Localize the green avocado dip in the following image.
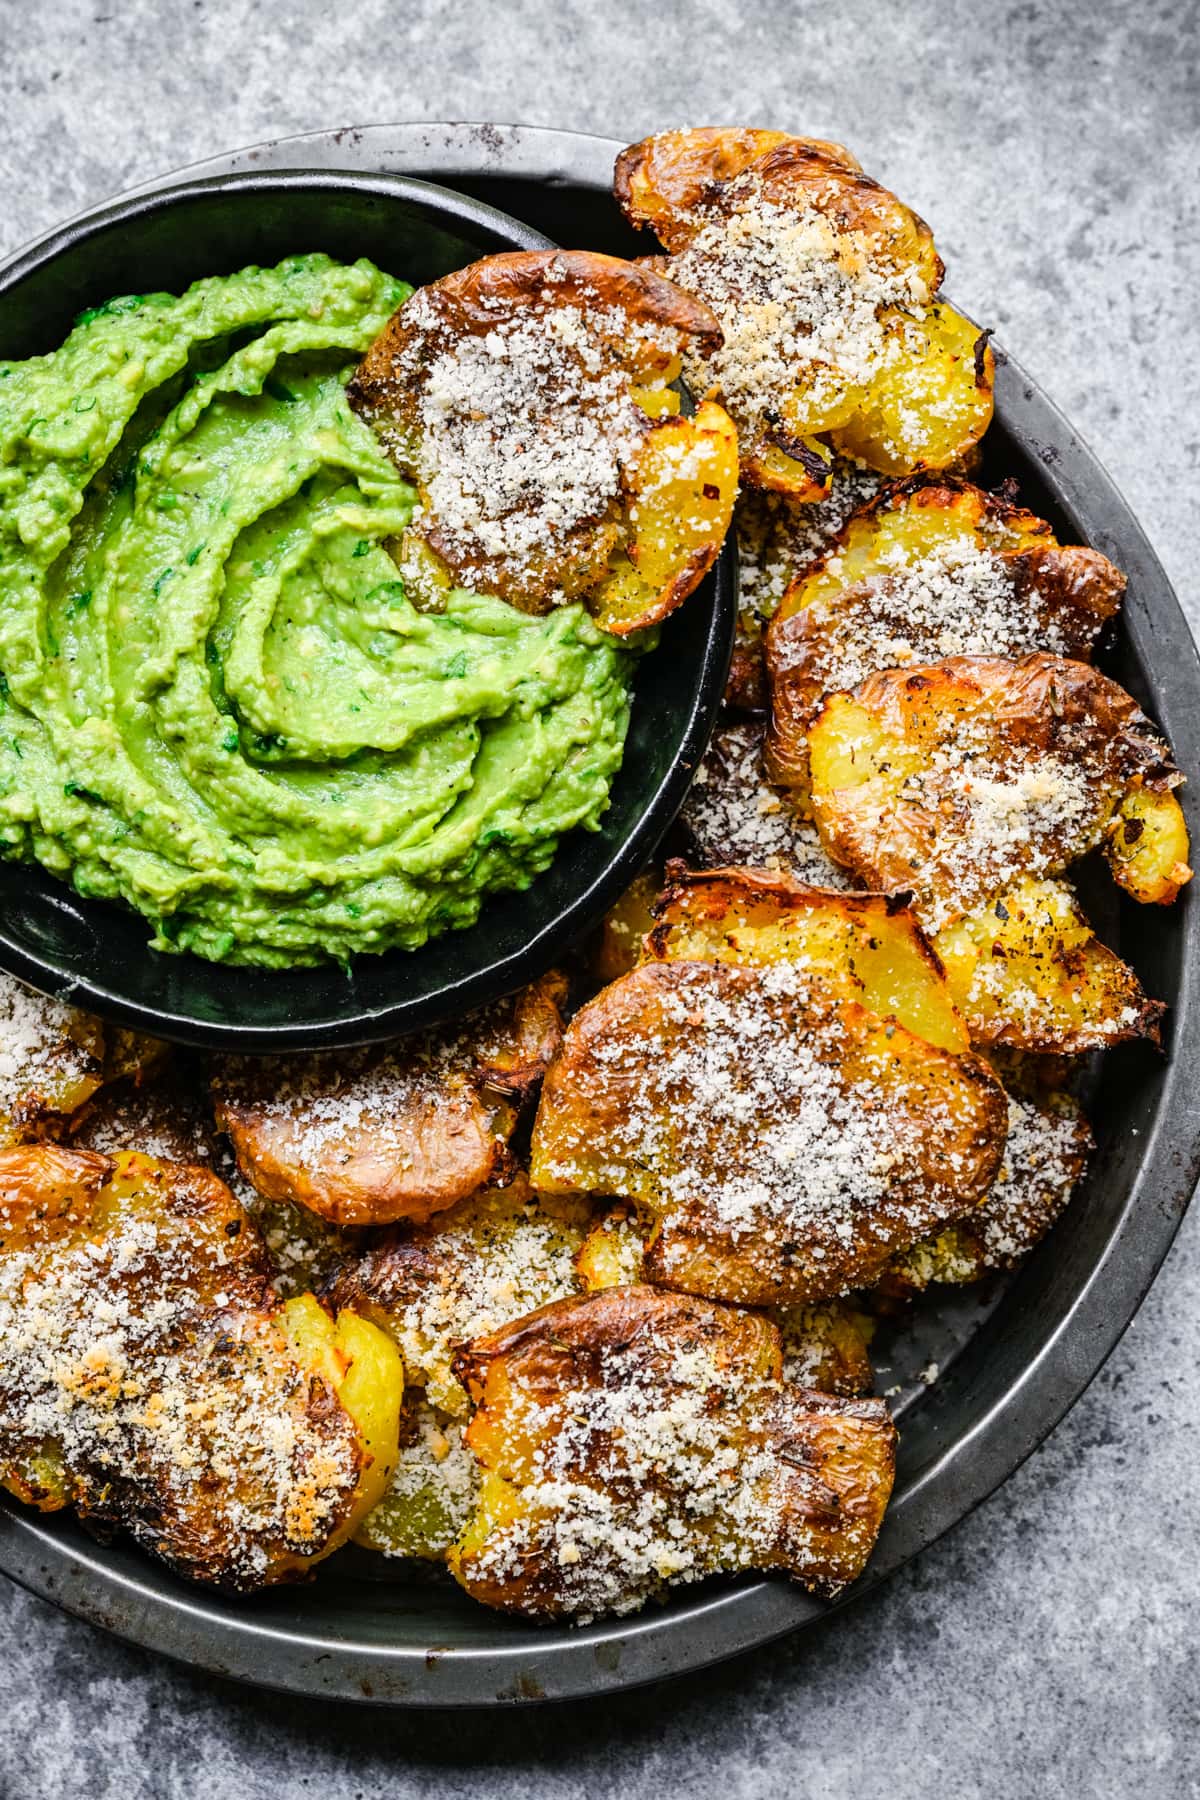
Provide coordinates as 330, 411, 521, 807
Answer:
0, 255, 639, 967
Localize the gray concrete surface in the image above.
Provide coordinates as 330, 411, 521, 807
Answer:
1, 0, 1198, 1794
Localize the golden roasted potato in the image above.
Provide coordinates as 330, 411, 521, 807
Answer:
0, 1144, 403, 1590
644, 864, 968, 1053
933, 876, 1163, 1051
349, 250, 737, 632
530, 958, 1006, 1304
679, 724, 855, 890
0, 972, 165, 1147
808, 655, 1191, 931
594, 870, 661, 986
213, 974, 566, 1228
574, 1203, 875, 1398
69, 1073, 353, 1296
69, 1068, 219, 1166
448, 1286, 895, 1618
732, 464, 884, 709
877, 1077, 1091, 1298
324, 1173, 590, 1417
766, 478, 1126, 790
354, 1398, 479, 1562
614, 130, 993, 491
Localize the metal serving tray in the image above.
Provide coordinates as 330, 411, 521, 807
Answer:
0, 123, 1196, 1706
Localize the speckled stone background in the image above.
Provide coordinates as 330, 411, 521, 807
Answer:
1, 1, 1198, 1794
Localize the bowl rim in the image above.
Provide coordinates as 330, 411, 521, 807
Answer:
0, 163, 736, 1050
0, 122, 1197, 1709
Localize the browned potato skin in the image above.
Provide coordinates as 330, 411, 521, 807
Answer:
614, 131, 913, 263
615, 129, 861, 249
766, 477, 1127, 789
810, 655, 1187, 918
449, 1286, 896, 1616
214, 975, 566, 1229
530, 958, 1006, 1305
874, 1076, 1092, 1301
0, 978, 167, 1149
349, 250, 733, 628
0, 1145, 365, 1589
355, 250, 723, 372
573, 1203, 876, 1398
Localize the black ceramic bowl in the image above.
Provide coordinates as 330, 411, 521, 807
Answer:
0, 169, 735, 1049
1, 127, 1197, 1710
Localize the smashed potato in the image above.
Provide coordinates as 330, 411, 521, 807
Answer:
877, 1078, 1091, 1299
530, 958, 1005, 1304
349, 250, 737, 632
766, 478, 1126, 791
0, 971, 163, 1147
448, 1286, 896, 1618
70, 1073, 353, 1296
933, 875, 1163, 1051
0, 1144, 402, 1590
809, 654, 1191, 931
732, 463, 884, 709
615, 130, 993, 491
644, 865, 968, 1053
575, 1202, 876, 1398
679, 724, 854, 890
214, 974, 565, 1227
324, 1174, 590, 1417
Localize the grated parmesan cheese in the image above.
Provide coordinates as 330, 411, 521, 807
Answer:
681, 721, 854, 888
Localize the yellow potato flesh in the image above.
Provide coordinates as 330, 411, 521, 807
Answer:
654, 901, 967, 1053
1105, 787, 1192, 904
932, 876, 1153, 1049
282, 1293, 404, 1547
831, 303, 993, 476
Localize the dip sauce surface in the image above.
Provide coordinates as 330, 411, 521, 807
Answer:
0, 256, 637, 966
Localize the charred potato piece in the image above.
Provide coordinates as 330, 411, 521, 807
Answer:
575, 1204, 876, 1398
809, 655, 1191, 931
448, 1286, 896, 1618
354, 1399, 479, 1562
349, 250, 737, 632
0, 1144, 403, 1590
0, 972, 165, 1146
615, 131, 991, 489
877, 1079, 1091, 1298
70, 1074, 353, 1297
213, 974, 566, 1228
766, 478, 1126, 790
645, 864, 968, 1053
530, 958, 1006, 1305
733, 465, 884, 709
325, 1174, 590, 1417
680, 724, 855, 889
933, 876, 1162, 1051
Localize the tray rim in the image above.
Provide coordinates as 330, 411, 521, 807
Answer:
1, 120, 1197, 1709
